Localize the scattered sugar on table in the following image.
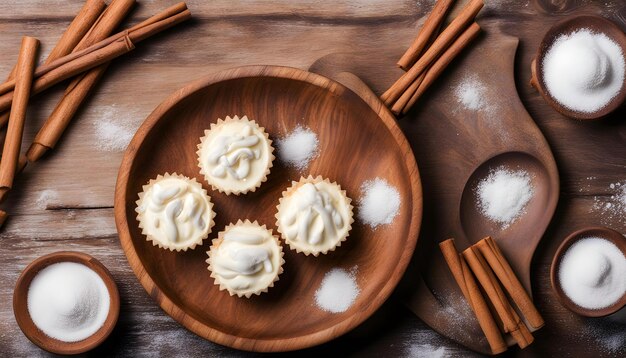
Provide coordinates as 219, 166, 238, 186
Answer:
314, 267, 360, 313
35, 189, 59, 210
592, 181, 626, 226
276, 125, 319, 170
358, 177, 401, 229
93, 105, 139, 152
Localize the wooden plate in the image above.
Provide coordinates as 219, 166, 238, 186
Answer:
310, 28, 559, 354
114, 65, 422, 352
13, 251, 120, 355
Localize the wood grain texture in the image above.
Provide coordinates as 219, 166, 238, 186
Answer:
115, 65, 422, 352
1, 0, 625, 357
312, 27, 560, 354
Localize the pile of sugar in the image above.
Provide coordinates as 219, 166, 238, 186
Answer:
454, 75, 488, 111
558, 237, 626, 310
93, 106, 137, 152
27, 262, 110, 342
314, 267, 360, 313
542, 29, 625, 113
358, 178, 401, 229
276, 126, 319, 170
476, 167, 534, 228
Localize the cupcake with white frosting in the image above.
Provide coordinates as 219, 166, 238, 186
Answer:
275, 176, 354, 256
197, 115, 274, 195
136, 173, 216, 251
207, 220, 284, 298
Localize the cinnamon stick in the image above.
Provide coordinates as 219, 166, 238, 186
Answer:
390, 70, 426, 115
440, 239, 507, 354
382, 0, 483, 105
27, 0, 136, 162
45, 0, 108, 64
0, 3, 191, 111
402, 22, 480, 114
397, 0, 455, 70
475, 237, 545, 329
0, 0, 106, 128
463, 247, 533, 349
0, 37, 39, 203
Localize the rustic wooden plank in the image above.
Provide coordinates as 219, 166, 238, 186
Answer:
0, 0, 625, 356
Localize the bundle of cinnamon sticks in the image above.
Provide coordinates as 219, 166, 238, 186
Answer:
0, 1, 191, 227
440, 237, 545, 355
382, 0, 484, 115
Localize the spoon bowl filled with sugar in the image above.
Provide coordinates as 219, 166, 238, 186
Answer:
530, 15, 626, 120
13, 251, 120, 355
459, 151, 558, 291
551, 227, 626, 318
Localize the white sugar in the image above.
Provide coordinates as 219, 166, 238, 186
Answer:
314, 267, 360, 313
558, 237, 626, 310
476, 167, 534, 228
27, 262, 110, 342
454, 75, 488, 111
407, 344, 449, 358
276, 126, 319, 170
358, 178, 401, 229
592, 181, 626, 226
35, 189, 58, 210
542, 29, 625, 113
93, 106, 137, 152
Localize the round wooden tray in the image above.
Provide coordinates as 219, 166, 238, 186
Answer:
114, 65, 422, 352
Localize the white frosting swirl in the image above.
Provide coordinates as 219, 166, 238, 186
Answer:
137, 176, 213, 248
210, 223, 281, 296
198, 116, 272, 194
278, 180, 351, 254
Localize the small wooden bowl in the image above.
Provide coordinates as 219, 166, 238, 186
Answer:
530, 15, 626, 120
550, 227, 626, 317
13, 251, 120, 355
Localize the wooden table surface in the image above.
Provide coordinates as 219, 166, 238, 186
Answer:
0, 0, 624, 356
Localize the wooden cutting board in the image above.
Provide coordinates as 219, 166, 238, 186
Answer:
310, 26, 559, 354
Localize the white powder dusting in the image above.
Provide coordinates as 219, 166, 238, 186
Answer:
407, 344, 449, 358
583, 320, 626, 355
454, 75, 488, 111
542, 29, 625, 113
476, 167, 534, 228
92, 106, 137, 152
314, 267, 359, 313
358, 178, 401, 229
592, 181, 626, 226
27, 262, 110, 342
35, 189, 59, 210
558, 237, 626, 310
276, 126, 319, 170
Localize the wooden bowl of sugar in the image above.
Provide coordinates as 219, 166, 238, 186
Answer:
530, 15, 626, 120
550, 227, 626, 317
13, 251, 120, 355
